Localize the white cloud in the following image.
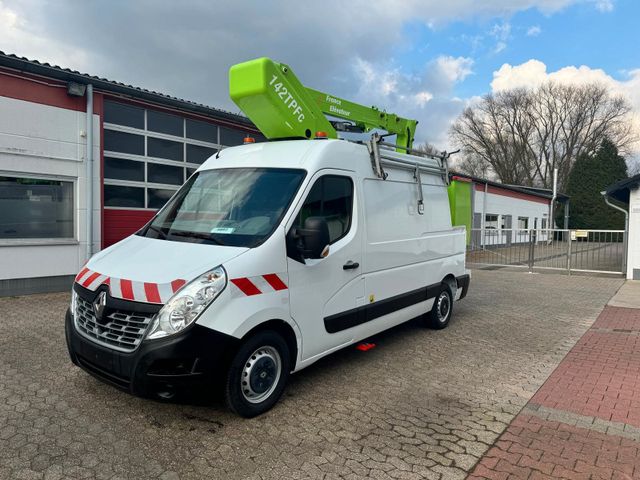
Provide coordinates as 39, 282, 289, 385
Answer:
594, 0, 614, 12
0, 0, 92, 71
0, 0, 622, 149
414, 91, 434, 107
489, 22, 511, 53
351, 56, 474, 148
435, 56, 474, 84
526, 25, 542, 36
491, 59, 640, 155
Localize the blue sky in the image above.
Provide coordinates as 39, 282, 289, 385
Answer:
0, 0, 638, 152
406, 0, 639, 99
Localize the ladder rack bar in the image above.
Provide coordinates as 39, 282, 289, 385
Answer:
377, 140, 447, 161
378, 152, 442, 170
378, 158, 447, 178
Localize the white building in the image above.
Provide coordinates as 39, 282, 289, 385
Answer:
604, 174, 640, 279
0, 52, 261, 296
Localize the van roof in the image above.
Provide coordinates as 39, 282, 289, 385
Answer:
201, 138, 444, 176
201, 139, 361, 172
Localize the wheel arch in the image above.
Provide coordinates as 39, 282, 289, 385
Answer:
441, 274, 457, 296
241, 319, 299, 371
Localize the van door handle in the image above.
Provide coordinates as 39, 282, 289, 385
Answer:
343, 261, 359, 270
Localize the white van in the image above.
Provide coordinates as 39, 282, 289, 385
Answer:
65, 136, 469, 417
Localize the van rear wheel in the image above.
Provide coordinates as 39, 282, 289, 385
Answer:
224, 330, 290, 418
425, 285, 453, 329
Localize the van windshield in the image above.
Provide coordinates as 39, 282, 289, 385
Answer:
140, 168, 305, 247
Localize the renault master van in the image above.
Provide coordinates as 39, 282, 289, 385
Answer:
65, 136, 469, 417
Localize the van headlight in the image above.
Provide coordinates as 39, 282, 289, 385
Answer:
70, 289, 78, 318
146, 266, 227, 340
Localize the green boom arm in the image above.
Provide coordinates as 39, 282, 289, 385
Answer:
229, 57, 418, 150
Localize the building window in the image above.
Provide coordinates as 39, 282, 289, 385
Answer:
147, 110, 183, 136
104, 157, 145, 182
0, 176, 74, 239
147, 163, 183, 186
104, 101, 144, 129
485, 214, 499, 229
103, 100, 254, 210
518, 216, 529, 229
104, 130, 145, 155
541, 218, 548, 229
187, 144, 217, 165
220, 126, 247, 146
147, 188, 177, 209
104, 185, 145, 208
186, 119, 218, 142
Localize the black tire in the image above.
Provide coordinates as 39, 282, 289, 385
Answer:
224, 330, 290, 418
425, 285, 453, 330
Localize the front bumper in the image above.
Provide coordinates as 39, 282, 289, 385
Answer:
65, 308, 238, 398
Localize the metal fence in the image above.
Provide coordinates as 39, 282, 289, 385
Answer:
467, 228, 626, 275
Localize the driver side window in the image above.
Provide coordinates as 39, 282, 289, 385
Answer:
295, 175, 353, 244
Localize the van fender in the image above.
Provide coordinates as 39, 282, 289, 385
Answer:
202, 305, 303, 367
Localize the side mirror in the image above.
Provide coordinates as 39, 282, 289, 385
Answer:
288, 216, 330, 261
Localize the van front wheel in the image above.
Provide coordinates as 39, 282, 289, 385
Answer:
224, 330, 290, 417
425, 286, 453, 330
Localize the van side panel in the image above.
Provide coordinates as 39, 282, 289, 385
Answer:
362, 175, 464, 273
359, 171, 465, 337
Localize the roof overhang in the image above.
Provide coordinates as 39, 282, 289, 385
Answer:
0, 51, 256, 131
450, 171, 569, 202
604, 174, 640, 204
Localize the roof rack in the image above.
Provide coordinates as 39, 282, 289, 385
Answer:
367, 133, 456, 215
367, 133, 452, 183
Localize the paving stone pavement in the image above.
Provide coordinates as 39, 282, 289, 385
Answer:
0, 270, 623, 480
469, 304, 640, 479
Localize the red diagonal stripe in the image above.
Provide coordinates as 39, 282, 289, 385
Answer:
81, 272, 100, 288
171, 279, 186, 293
144, 282, 161, 303
231, 277, 262, 296
75, 267, 89, 282
120, 279, 134, 300
263, 273, 288, 291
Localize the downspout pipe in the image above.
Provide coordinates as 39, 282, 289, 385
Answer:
601, 191, 628, 275
86, 84, 94, 260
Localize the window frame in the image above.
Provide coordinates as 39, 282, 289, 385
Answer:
0, 171, 77, 245
103, 99, 253, 211
517, 216, 529, 230
294, 174, 355, 245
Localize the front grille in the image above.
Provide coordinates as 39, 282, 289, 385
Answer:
74, 296, 154, 352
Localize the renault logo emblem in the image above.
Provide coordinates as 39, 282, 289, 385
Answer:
93, 291, 107, 323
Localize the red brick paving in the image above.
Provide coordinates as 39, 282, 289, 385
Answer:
532, 307, 640, 427
593, 306, 640, 330
469, 306, 640, 479
469, 415, 640, 479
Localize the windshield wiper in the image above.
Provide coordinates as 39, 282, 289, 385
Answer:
146, 224, 168, 239
169, 230, 226, 245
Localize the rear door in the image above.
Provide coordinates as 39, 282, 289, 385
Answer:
286, 171, 364, 361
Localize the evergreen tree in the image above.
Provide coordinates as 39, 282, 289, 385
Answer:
563, 139, 628, 229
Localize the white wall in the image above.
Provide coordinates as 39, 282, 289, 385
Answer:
474, 188, 550, 245
627, 187, 640, 280
0, 96, 101, 280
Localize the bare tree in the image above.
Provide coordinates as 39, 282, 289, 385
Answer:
628, 156, 640, 177
413, 142, 441, 156
450, 82, 636, 189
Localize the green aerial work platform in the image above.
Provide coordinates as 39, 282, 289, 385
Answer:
229, 57, 418, 150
